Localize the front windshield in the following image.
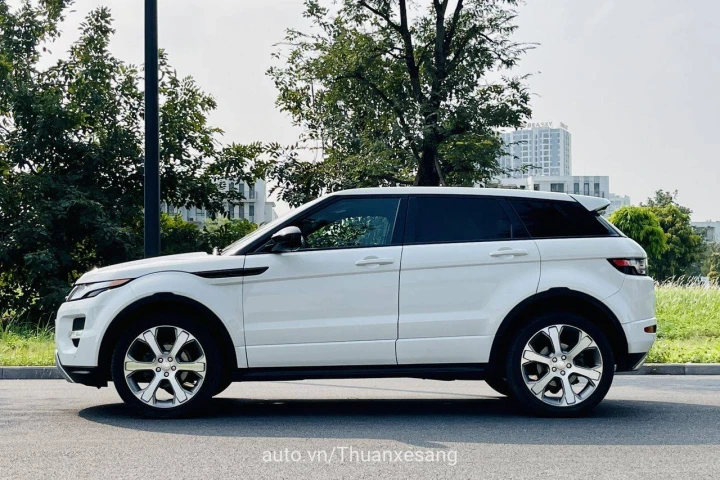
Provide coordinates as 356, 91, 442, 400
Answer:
220, 196, 325, 255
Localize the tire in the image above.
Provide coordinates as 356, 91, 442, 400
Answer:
111, 310, 221, 418
505, 312, 615, 417
485, 376, 511, 397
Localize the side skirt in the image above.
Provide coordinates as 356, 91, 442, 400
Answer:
231, 363, 489, 382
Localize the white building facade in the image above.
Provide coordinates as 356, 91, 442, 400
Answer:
498, 175, 609, 198
493, 120, 632, 217
608, 194, 632, 216
496, 175, 629, 216
692, 221, 720, 243
498, 121, 572, 179
164, 179, 277, 226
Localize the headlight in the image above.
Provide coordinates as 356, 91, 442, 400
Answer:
66, 279, 133, 302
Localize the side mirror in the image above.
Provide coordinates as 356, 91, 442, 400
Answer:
270, 226, 303, 252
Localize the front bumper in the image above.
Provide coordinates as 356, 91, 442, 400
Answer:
55, 351, 107, 387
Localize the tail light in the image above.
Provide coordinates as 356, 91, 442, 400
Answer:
608, 258, 648, 276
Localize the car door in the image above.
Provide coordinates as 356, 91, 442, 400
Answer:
397, 195, 541, 365
242, 195, 407, 367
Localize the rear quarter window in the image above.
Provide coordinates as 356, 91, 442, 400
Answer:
507, 198, 618, 238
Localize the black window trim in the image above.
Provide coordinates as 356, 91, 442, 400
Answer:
241, 194, 409, 255
404, 194, 530, 246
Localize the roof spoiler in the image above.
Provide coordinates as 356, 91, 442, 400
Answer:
569, 194, 611, 213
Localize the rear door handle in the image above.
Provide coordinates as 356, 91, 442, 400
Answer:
355, 257, 394, 266
490, 249, 528, 257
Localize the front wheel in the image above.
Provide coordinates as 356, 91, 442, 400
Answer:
505, 313, 614, 417
111, 311, 221, 418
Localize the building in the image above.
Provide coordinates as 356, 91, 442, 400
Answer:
498, 121, 572, 179
164, 179, 277, 226
494, 120, 632, 217
692, 221, 720, 243
607, 193, 631, 216
498, 175, 609, 198
495, 175, 630, 216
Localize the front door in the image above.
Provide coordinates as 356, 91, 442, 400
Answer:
242, 195, 406, 367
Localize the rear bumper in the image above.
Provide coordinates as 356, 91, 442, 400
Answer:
622, 317, 657, 354
620, 352, 650, 372
616, 317, 656, 371
55, 351, 107, 387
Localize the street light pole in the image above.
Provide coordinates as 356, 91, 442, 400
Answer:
144, 0, 160, 257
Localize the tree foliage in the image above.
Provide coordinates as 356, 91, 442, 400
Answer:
706, 243, 720, 285
267, 0, 532, 206
642, 191, 704, 281
0, 3, 261, 322
160, 214, 258, 256
608, 206, 667, 275
203, 216, 258, 251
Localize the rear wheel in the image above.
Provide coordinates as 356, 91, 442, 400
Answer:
505, 313, 614, 417
111, 311, 221, 418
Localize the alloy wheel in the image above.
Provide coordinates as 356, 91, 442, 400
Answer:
520, 324, 603, 407
123, 326, 206, 408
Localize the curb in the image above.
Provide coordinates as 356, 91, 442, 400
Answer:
1, 367, 63, 380
2, 364, 720, 379
620, 363, 720, 375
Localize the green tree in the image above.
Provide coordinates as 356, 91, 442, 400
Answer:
160, 213, 206, 256
203, 217, 258, 251
707, 245, 720, 285
608, 206, 667, 275
642, 191, 703, 281
160, 214, 259, 255
267, 0, 532, 206
0, 3, 261, 323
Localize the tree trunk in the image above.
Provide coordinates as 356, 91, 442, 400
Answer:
414, 145, 441, 186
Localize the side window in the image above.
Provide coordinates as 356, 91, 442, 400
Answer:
508, 198, 618, 238
295, 198, 401, 250
410, 196, 521, 244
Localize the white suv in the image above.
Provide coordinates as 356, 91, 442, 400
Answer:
55, 187, 656, 418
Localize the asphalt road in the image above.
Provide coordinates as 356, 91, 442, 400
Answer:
1, 376, 720, 479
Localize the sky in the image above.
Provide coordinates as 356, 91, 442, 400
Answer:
31, 0, 720, 221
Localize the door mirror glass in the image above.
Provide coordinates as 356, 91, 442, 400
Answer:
270, 226, 303, 252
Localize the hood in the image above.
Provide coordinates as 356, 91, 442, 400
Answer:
76, 252, 230, 284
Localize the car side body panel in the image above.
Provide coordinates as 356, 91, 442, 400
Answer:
56, 268, 248, 368
242, 246, 402, 367
397, 240, 541, 364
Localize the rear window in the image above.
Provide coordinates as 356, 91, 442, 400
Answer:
409, 196, 526, 244
508, 198, 618, 238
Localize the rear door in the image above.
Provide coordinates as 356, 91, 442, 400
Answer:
397, 195, 541, 365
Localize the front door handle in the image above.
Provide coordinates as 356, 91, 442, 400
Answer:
490, 248, 528, 258
355, 257, 394, 266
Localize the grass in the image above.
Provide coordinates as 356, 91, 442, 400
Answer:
0, 321, 55, 366
646, 281, 720, 363
1, 282, 719, 366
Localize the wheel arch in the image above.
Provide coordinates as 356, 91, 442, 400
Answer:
489, 288, 629, 372
97, 293, 237, 382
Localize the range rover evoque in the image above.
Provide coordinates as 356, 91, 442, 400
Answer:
55, 187, 656, 418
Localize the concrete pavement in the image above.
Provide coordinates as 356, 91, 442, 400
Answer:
1, 376, 719, 479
